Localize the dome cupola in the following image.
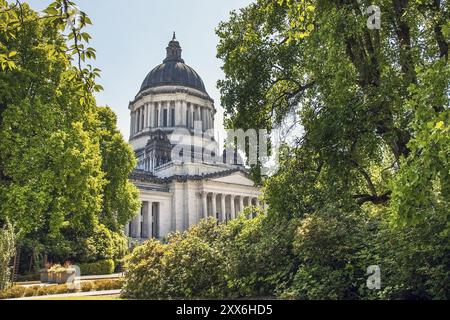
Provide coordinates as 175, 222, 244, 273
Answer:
139, 33, 207, 95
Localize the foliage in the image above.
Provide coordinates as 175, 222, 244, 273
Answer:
375, 211, 450, 300
123, 215, 296, 299
0, 219, 16, 290
219, 211, 297, 298
78, 259, 115, 276
95, 106, 140, 231
121, 239, 167, 299
77, 224, 128, 264
281, 207, 377, 299
217, 0, 449, 221
0, 0, 139, 267
213, 0, 449, 300
0, 278, 123, 299
122, 220, 227, 299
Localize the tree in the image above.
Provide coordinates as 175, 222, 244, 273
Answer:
215, 0, 449, 300
95, 106, 140, 232
216, 0, 449, 223
0, 1, 139, 267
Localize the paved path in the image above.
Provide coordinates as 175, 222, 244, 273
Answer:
6, 289, 121, 300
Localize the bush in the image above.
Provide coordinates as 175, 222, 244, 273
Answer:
0, 286, 25, 299
94, 279, 123, 291
283, 207, 375, 300
23, 286, 38, 297
77, 224, 128, 264
81, 281, 95, 292
36, 286, 47, 296
122, 219, 227, 299
219, 213, 297, 298
0, 279, 123, 299
0, 219, 16, 291
79, 259, 115, 276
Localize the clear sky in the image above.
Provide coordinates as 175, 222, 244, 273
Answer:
26, 0, 253, 140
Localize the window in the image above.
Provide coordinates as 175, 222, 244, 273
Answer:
170, 108, 175, 127
163, 109, 168, 127
152, 203, 160, 238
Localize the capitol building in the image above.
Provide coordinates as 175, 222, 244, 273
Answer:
124, 34, 262, 240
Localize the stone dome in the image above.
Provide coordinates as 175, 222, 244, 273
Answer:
139, 33, 207, 95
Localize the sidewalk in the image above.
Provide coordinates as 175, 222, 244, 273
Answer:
6, 289, 121, 300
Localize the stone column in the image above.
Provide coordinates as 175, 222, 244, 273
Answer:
181, 101, 186, 127
239, 196, 244, 215
160, 102, 164, 127
132, 210, 141, 238
154, 102, 158, 127
141, 201, 148, 238
207, 108, 211, 130
221, 194, 226, 222
144, 104, 148, 129
203, 108, 207, 130
200, 107, 204, 131
147, 202, 153, 238
156, 103, 160, 127
130, 112, 134, 135
139, 107, 143, 131
230, 195, 236, 219
149, 102, 154, 128
175, 100, 181, 126
186, 104, 191, 128
134, 109, 139, 133
211, 193, 217, 220
202, 192, 208, 219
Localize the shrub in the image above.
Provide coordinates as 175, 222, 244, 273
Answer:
0, 286, 25, 299
81, 281, 95, 292
78, 224, 128, 263
36, 286, 47, 296
0, 278, 124, 299
121, 239, 167, 299
283, 207, 376, 300
219, 213, 297, 298
23, 286, 38, 297
111, 231, 129, 262
0, 219, 16, 291
79, 259, 115, 276
94, 279, 123, 291
122, 220, 227, 299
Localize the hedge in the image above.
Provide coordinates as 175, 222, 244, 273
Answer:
0, 279, 124, 299
79, 259, 115, 276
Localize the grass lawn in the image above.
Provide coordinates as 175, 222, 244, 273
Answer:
39, 294, 122, 300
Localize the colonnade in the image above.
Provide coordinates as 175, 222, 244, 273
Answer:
201, 192, 261, 222
125, 201, 160, 239
130, 100, 214, 135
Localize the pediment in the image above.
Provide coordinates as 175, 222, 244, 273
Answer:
210, 171, 255, 186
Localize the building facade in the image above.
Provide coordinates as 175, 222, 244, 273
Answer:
125, 34, 262, 241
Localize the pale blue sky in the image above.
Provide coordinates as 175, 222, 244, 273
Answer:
27, 0, 253, 140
